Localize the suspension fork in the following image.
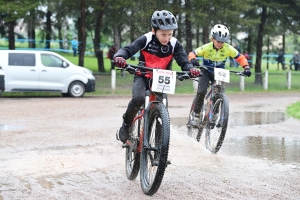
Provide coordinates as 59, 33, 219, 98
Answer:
135, 109, 144, 153
205, 86, 213, 120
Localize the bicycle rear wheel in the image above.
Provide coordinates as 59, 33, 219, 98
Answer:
205, 93, 229, 154
125, 112, 141, 180
140, 103, 170, 195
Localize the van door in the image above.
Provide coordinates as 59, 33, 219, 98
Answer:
39, 53, 69, 91
6, 53, 38, 91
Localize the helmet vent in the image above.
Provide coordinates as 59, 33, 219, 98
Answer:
172, 18, 176, 24
165, 18, 171, 25
158, 19, 164, 25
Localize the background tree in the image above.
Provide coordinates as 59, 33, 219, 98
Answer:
0, 0, 37, 49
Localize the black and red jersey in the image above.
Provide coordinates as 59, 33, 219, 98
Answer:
114, 32, 192, 71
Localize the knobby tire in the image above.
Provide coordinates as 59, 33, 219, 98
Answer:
140, 103, 170, 195
205, 93, 229, 154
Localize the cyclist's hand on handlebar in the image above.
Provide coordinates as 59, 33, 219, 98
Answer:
114, 57, 126, 68
189, 67, 201, 78
190, 58, 200, 66
243, 66, 251, 77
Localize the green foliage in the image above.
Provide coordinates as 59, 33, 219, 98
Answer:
287, 101, 300, 120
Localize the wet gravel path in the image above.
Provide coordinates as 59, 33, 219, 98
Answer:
0, 92, 299, 199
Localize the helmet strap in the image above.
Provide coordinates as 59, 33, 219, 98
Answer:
152, 28, 157, 35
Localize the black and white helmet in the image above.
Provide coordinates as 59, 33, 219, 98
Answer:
210, 24, 230, 42
151, 10, 178, 30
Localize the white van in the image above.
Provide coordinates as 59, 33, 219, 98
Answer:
0, 50, 95, 97
0, 68, 4, 97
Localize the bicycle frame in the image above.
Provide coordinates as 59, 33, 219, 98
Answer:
122, 62, 195, 195
132, 90, 167, 153
187, 65, 247, 153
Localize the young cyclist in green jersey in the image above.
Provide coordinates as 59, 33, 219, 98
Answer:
188, 24, 251, 124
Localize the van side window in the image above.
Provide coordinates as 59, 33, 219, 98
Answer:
8, 53, 35, 66
41, 54, 64, 68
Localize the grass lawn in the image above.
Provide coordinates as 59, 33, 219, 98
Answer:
287, 101, 300, 120
1, 51, 300, 97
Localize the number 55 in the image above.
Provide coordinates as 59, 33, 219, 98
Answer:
158, 76, 170, 84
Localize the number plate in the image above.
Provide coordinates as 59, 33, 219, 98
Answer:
152, 69, 176, 94
214, 68, 230, 83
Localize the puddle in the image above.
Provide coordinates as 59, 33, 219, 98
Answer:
172, 112, 299, 166
171, 111, 287, 127
229, 111, 287, 126
0, 124, 22, 131
221, 136, 300, 166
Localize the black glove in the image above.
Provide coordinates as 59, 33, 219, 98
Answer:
190, 58, 200, 66
113, 57, 126, 68
243, 66, 251, 77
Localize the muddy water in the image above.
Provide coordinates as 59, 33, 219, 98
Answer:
222, 136, 300, 167
172, 111, 300, 167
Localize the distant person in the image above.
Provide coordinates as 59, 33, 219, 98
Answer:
108, 44, 117, 70
277, 49, 286, 70
292, 51, 300, 71
71, 37, 78, 57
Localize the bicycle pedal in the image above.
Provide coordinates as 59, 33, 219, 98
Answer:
216, 122, 222, 128
122, 143, 130, 148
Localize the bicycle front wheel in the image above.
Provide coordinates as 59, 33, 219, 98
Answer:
205, 93, 229, 154
125, 112, 141, 180
140, 103, 170, 195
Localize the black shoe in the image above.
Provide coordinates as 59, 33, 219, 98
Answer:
118, 122, 130, 143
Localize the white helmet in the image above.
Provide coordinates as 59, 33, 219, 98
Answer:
210, 24, 230, 42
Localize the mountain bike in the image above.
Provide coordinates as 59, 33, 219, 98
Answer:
187, 65, 247, 154
117, 63, 193, 195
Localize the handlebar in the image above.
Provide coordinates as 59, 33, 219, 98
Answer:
118, 63, 194, 81
197, 65, 247, 77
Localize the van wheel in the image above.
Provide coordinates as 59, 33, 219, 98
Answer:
68, 81, 85, 97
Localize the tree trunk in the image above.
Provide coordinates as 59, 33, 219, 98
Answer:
28, 9, 36, 49
185, 0, 192, 53
129, 10, 136, 61
254, 6, 267, 85
113, 25, 121, 50
195, 25, 200, 48
57, 22, 63, 49
45, 10, 52, 49
176, 14, 182, 42
8, 21, 15, 50
77, 17, 82, 56
282, 33, 285, 52
93, 2, 106, 72
79, 0, 87, 67
202, 25, 209, 44
247, 31, 253, 68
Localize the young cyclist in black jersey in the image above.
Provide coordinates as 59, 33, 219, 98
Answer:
114, 10, 200, 143
188, 24, 251, 124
